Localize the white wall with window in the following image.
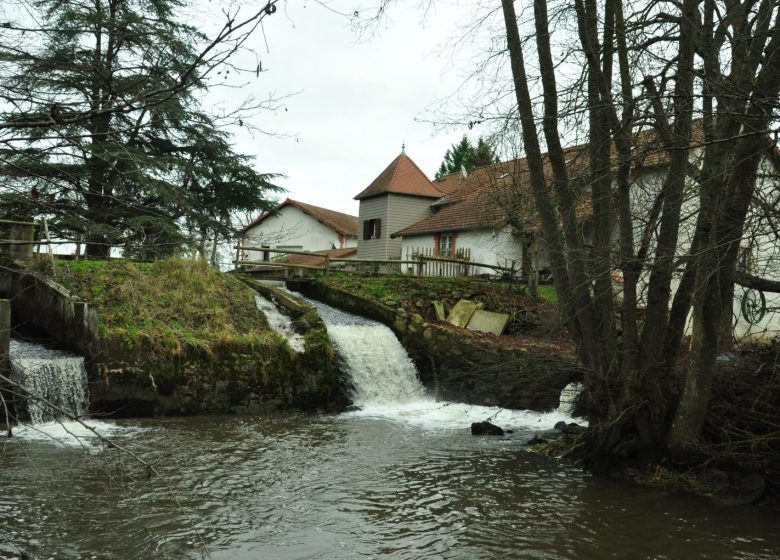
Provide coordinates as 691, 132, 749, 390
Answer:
400, 226, 534, 275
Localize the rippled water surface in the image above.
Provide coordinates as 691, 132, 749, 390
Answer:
1, 413, 778, 559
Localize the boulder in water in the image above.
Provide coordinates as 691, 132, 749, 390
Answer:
471, 421, 504, 436
554, 421, 584, 435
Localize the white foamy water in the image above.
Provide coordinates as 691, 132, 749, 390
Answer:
9, 340, 89, 424
11, 419, 137, 448
8, 340, 142, 447
342, 399, 585, 431
294, 291, 587, 432
254, 294, 305, 352
327, 324, 427, 405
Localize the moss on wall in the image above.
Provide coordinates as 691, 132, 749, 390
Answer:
3, 260, 342, 417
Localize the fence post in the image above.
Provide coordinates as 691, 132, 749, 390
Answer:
234, 243, 241, 272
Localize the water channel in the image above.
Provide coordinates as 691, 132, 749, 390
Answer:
1, 297, 779, 559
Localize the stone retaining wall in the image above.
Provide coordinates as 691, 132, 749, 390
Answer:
0, 268, 342, 417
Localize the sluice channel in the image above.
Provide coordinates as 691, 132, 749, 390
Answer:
0, 293, 777, 559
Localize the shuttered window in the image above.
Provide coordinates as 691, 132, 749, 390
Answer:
435, 232, 457, 256
363, 218, 382, 240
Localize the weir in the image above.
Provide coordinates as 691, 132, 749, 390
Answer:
301, 296, 426, 406
290, 288, 586, 429
9, 339, 89, 423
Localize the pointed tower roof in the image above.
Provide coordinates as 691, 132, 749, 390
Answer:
354, 152, 448, 200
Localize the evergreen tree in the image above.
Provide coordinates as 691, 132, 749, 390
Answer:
435, 135, 499, 178
0, 0, 280, 257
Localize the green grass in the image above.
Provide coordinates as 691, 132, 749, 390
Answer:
52, 258, 274, 352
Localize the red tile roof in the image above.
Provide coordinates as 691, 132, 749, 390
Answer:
392, 124, 703, 238
241, 199, 358, 237
353, 153, 459, 200
274, 247, 357, 266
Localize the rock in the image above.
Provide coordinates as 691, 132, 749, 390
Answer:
466, 309, 510, 335
448, 299, 481, 327
554, 421, 585, 435
471, 421, 505, 436
432, 301, 447, 321
526, 435, 548, 446
710, 470, 766, 506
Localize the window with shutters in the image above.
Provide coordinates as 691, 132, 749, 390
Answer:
363, 218, 381, 240
435, 232, 457, 256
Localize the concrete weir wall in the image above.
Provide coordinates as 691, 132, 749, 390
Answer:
0, 269, 100, 357
287, 280, 581, 411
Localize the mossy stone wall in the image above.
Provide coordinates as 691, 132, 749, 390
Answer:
0, 268, 341, 417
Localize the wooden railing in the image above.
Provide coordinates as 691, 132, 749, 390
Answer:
235, 245, 517, 278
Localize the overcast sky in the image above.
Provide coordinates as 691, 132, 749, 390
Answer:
207, 0, 483, 217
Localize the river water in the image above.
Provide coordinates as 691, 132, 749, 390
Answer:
0, 413, 778, 559
2, 295, 779, 559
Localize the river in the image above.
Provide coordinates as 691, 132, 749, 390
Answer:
2, 295, 779, 559
0, 411, 778, 559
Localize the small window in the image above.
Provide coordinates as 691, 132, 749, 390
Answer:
440, 234, 454, 256
262, 245, 270, 262
435, 232, 457, 256
363, 218, 381, 240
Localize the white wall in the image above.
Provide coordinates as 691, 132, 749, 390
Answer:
242, 205, 354, 262
400, 226, 537, 275
627, 152, 780, 341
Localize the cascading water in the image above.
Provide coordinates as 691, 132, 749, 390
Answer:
303, 299, 426, 405
254, 293, 305, 352
9, 340, 89, 423
295, 291, 587, 431
7, 340, 130, 445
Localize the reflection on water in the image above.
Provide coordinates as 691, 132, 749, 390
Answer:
0, 413, 778, 559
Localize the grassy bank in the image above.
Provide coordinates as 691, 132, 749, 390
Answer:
51, 258, 275, 352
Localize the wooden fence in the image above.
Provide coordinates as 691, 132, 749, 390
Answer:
406, 247, 473, 277
236, 245, 517, 279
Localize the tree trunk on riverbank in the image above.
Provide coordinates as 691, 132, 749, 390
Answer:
499, 0, 780, 468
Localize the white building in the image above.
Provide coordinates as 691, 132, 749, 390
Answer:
241, 198, 358, 263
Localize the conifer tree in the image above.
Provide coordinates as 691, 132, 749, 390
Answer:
0, 0, 280, 257
435, 135, 499, 178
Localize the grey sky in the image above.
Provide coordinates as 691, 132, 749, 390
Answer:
210, 1, 481, 218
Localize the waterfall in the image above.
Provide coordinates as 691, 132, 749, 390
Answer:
9, 340, 89, 424
254, 293, 305, 353
291, 288, 588, 431
298, 296, 426, 405
555, 382, 583, 416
